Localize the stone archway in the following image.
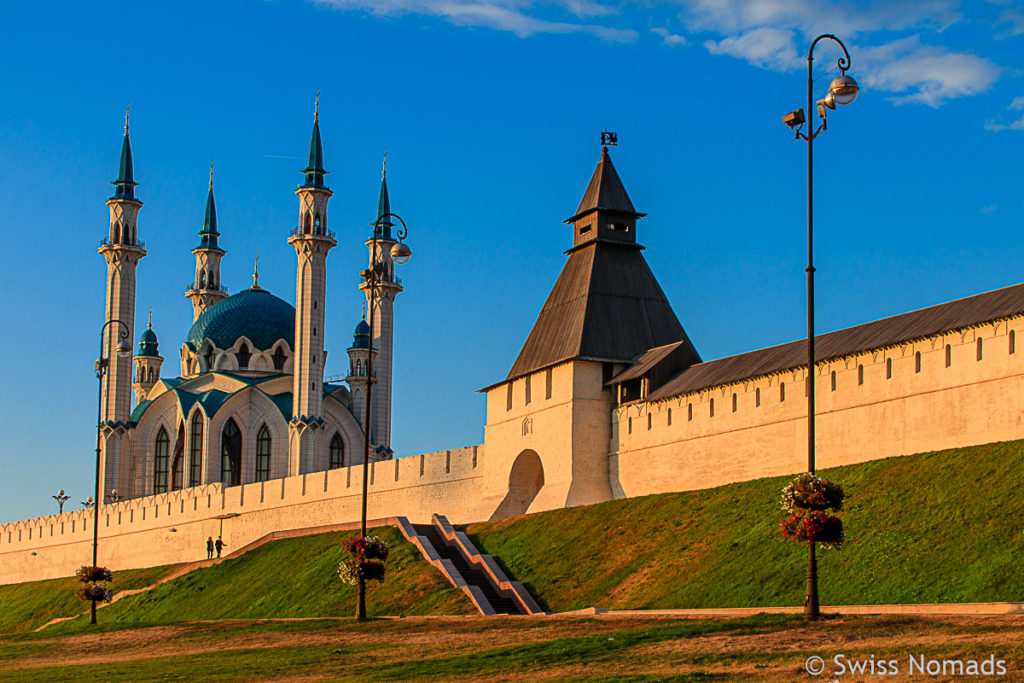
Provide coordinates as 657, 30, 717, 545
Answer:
490, 449, 544, 520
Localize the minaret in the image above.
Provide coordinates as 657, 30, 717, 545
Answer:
346, 315, 375, 427
99, 107, 147, 497
185, 162, 228, 321
99, 108, 147, 424
287, 96, 337, 475
133, 311, 164, 400
359, 154, 403, 454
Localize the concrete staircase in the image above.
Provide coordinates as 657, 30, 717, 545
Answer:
398, 514, 543, 616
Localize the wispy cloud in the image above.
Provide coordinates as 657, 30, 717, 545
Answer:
980, 204, 998, 214
984, 95, 1024, 131
651, 27, 687, 47
703, 27, 799, 71
315, 0, 636, 41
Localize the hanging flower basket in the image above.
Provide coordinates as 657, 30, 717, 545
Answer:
781, 472, 844, 513
780, 511, 846, 549
342, 535, 390, 561
76, 582, 114, 603
75, 565, 114, 583
337, 559, 387, 585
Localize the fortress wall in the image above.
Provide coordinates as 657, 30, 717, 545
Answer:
0, 445, 485, 585
611, 320, 1024, 497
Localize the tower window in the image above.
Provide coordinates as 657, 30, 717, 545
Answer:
647, 413, 652, 430
154, 427, 170, 494
255, 424, 271, 482
545, 368, 553, 400
667, 408, 672, 425
886, 358, 892, 379
189, 411, 203, 487
628, 417, 632, 434
687, 404, 693, 421
235, 343, 251, 369
314, 213, 322, 235
977, 337, 984, 361
858, 364, 864, 385
709, 399, 715, 417
506, 384, 513, 411
732, 393, 737, 412
524, 376, 532, 406
945, 344, 952, 367
304, 211, 312, 234
272, 346, 287, 371
755, 387, 761, 407
204, 348, 215, 371
1011, 330, 1017, 355
330, 432, 344, 469
831, 371, 837, 391
780, 383, 786, 402
915, 351, 922, 373
579, 224, 592, 235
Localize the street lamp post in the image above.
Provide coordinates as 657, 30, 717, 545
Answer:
782, 34, 859, 620
53, 490, 70, 514
92, 319, 132, 625
355, 212, 412, 623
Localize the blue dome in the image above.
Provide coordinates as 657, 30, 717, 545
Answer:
187, 288, 295, 352
141, 326, 158, 344
137, 324, 160, 357
351, 319, 370, 349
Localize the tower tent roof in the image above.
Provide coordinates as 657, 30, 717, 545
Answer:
502, 240, 699, 383
301, 117, 327, 189
374, 175, 394, 239
111, 131, 138, 200
565, 147, 642, 223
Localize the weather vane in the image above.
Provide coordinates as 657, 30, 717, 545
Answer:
600, 130, 618, 147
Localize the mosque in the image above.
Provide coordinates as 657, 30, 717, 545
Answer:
99, 105, 398, 502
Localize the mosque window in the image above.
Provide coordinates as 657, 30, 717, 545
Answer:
977, 337, 984, 361
171, 420, 185, 491
945, 344, 952, 367
273, 346, 287, 371
236, 344, 251, 369
314, 214, 322, 235
148, 367, 154, 383
154, 428, 170, 494
329, 433, 344, 469
255, 425, 271, 482
304, 211, 312, 234
204, 348, 215, 371
221, 419, 241, 487
915, 352, 922, 373
545, 368, 553, 399
189, 412, 203, 487
114, 222, 121, 244
886, 358, 892, 379
525, 376, 532, 406
858, 365, 864, 385
1011, 330, 1017, 355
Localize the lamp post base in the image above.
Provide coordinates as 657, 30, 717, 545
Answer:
804, 542, 820, 620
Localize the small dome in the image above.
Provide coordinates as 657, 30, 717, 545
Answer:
187, 288, 295, 353
137, 324, 160, 357
351, 319, 370, 349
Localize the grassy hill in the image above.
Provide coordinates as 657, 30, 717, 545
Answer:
466, 440, 1024, 613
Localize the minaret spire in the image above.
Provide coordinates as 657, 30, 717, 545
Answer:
112, 104, 137, 200
374, 150, 394, 239
185, 162, 228, 324
302, 92, 327, 189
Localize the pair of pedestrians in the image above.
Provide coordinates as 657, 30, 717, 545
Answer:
205, 536, 225, 559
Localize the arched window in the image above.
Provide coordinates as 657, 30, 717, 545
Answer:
189, 411, 203, 487
255, 424, 271, 482
114, 222, 121, 244
977, 337, 984, 361
221, 418, 241, 487
272, 345, 287, 371
235, 343, 251, 369
148, 367, 154, 383
171, 420, 185, 490
886, 358, 893, 379
329, 433, 344, 469
199, 270, 206, 288
304, 211, 312, 234
154, 427, 170, 494
945, 344, 952, 367
204, 347, 215, 371
858, 364, 864, 385
314, 213, 322, 235
915, 351, 922, 373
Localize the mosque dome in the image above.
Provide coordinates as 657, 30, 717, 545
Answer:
351, 319, 370, 349
186, 288, 295, 352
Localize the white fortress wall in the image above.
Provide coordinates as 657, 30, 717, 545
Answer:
0, 445, 485, 585
611, 319, 1024, 498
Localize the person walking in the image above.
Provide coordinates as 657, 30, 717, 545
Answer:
215, 537, 225, 559
206, 537, 214, 560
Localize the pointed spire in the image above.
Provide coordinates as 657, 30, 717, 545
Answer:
251, 252, 261, 289
148, 308, 152, 328
111, 104, 138, 200
196, 161, 221, 250
373, 150, 394, 239
301, 92, 328, 188
566, 146, 638, 222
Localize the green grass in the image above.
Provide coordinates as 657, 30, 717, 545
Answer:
0, 564, 178, 634
42, 526, 472, 634
466, 440, 1024, 612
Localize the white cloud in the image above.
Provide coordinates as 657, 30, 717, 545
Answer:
315, 0, 635, 41
703, 27, 800, 71
1010, 96, 1024, 110
980, 204, 998, 214
651, 27, 687, 47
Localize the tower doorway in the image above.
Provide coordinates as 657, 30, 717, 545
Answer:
490, 449, 544, 520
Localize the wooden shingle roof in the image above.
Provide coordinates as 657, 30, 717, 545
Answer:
504, 241, 699, 383
645, 282, 1024, 403
565, 148, 642, 223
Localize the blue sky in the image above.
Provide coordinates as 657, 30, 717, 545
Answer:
1, 0, 1022, 522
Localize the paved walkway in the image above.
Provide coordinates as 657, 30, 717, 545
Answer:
561, 603, 1024, 617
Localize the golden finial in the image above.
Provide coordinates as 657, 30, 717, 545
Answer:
124, 104, 131, 135
253, 251, 261, 289
382, 149, 388, 180
361, 301, 366, 320
209, 160, 215, 191
148, 308, 153, 329
314, 89, 320, 122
